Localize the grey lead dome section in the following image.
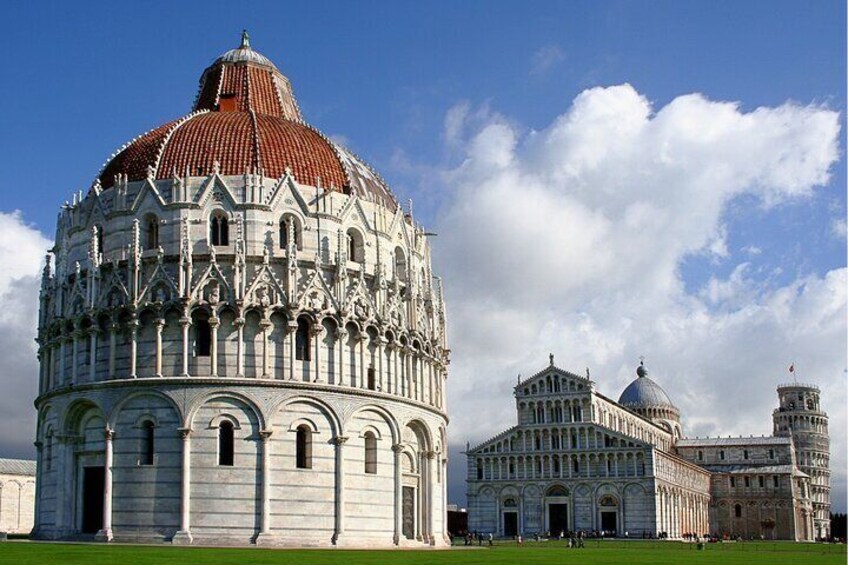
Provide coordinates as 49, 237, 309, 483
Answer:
618, 362, 677, 409
215, 30, 277, 68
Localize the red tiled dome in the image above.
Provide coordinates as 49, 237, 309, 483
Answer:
97, 33, 397, 209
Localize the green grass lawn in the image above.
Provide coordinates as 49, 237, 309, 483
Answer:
0, 540, 844, 565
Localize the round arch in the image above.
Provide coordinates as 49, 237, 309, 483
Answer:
272, 395, 342, 437
185, 391, 266, 430
107, 390, 183, 429
347, 405, 401, 445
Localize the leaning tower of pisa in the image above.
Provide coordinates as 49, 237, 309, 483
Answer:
773, 382, 830, 539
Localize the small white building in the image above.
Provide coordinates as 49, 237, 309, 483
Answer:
0, 459, 36, 534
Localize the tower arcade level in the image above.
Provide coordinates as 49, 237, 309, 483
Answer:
773, 383, 830, 539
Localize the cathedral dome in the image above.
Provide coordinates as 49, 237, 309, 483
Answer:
618, 361, 676, 409
97, 32, 397, 209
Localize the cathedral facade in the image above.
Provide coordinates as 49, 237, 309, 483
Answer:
466, 359, 828, 541
33, 34, 449, 547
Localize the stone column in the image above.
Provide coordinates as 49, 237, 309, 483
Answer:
180, 317, 191, 377
88, 327, 98, 382
172, 428, 193, 544
59, 337, 67, 385
108, 323, 118, 379
287, 320, 298, 380
358, 335, 366, 389
332, 436, 348, 545
209, 317, 219, 377
376, 337, 386, 391
95, 428, 114, 542
404, 347, 413, 398
235, 317, 245, 377
37, 348, 46, 394
129, 318, 138, 378
392, 443, 405, 544
441, 455, 449, 544
386, 343, 395, 394
71, 330, 79, 384
32, 440, 42, 536
260, 319, 272, 378
424, 450, 436, 544
256, 430, 273, 544
336, 327, 347, 386
52, 435, 67, 533
427, 359, 434, 405
312, 325, 324, 383
155, 318, 165, 377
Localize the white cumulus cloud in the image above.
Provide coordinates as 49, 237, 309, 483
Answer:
432, 85, 845, 510
0, 211, 52, 458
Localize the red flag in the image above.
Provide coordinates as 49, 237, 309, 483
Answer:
789, 363, 794, 373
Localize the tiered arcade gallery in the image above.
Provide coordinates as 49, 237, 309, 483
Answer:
33, 34, 450, 547
466, 360, 825, 541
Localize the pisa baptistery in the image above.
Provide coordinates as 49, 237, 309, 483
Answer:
33, 33, 449, 547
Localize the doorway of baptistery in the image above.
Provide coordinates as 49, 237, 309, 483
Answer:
81, 466, 105, 534
402, 486, 416, 539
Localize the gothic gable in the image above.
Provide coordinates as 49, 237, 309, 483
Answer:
515, 365, 593, 397
244, 255, 287, 309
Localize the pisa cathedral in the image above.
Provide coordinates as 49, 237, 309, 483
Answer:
466, 359, 830, 541
33, 33, 449, 546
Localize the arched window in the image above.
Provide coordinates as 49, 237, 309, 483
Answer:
295, 317, 311, 361
296, 425, 312, 469
476, 461, 483, 480
140, 420, 155, 465
145, 215, 159, 249
279, 216, 301, 250
218, 420, 234, 466
394, 247, 407, 281
347, 229, 364, 262
367, 367, 376, 390
210, 213, 229, 246
195, 318, 211, 357
364, 432, 377, 474
734, 504, 742, 518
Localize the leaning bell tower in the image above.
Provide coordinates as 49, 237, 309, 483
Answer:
773, 382, 830, 539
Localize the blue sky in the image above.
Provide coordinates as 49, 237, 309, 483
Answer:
3, 1, 844, 241
0, 1, 845, 511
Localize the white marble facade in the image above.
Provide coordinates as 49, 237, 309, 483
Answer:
466, 359, 823, 541
0, 459, 36, 534
33, 38, 449, 547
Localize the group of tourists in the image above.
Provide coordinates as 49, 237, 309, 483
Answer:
459, 531, 494, 546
